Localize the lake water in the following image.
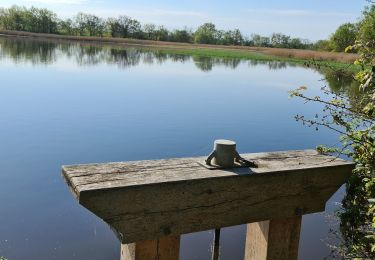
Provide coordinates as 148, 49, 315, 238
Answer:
0, 36, 351, 259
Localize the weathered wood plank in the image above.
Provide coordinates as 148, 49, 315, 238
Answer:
244, 216, 302, 260
121, 235, 180, 260
62, 150, 353, 243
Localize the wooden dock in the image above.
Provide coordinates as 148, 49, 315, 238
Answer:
62, 149, 353, 260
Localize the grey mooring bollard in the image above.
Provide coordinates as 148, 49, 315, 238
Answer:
211, 139, 237, 167
205, 139, 257, 168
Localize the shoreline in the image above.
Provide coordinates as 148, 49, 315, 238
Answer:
0, 30, 358, 66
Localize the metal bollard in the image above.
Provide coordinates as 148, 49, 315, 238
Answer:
205, 139, 257, 168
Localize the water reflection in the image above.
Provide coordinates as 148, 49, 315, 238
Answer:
1, 36, 360, 96
0, 36, 58, 64
0, 36, 358, 93
0, 36, 278, 71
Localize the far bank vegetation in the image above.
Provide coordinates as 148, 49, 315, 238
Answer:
0, 5, 373, 55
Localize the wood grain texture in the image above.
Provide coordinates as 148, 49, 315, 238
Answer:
244, 221, 270, 260
244, 216, 302, 260
62, 150, 353, 243
121, 235, 180, 260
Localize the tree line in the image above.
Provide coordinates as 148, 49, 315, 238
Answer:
0, 5, 374, 52
0, 5, 314, 49
316, 5, 375, 52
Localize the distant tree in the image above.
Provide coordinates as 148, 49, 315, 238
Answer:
169, 28, 192, 43
58, 18, 74, 35
0, 6, 24, 31
330, 23, 358, 52
217, 30, 231, 45
194, 23, 217, 44
357, 5, 375, 48
271, 33, 290, 48
251, 34, 270, 47
127, 18, 142, 38
0, 5, 318, 50
154, 26, 169, 41
0, 5, 57, 33
231, 29, 244, 45
118, 16, 134, 37
288, 38, 303, 49
83, 13, 104, 36
106, 18, 121, 37
35, 7, 58, 33
313, 39, 332, 51
74, 13, 86, 36
217, 29, 243, 45
143, 23, 156, 40
243, 36, 253, 46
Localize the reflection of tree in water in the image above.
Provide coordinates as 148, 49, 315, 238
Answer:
192, 56, 213, 71
193, 56, 241, 71
322, 69, 357, 93
108, 48, 141, 68
220, 58, 241, 69
75, 45, 107, 66
166, 54, 190, 63
0, 37, 57, 65
0, 36, 358, 93
247, 59, 295, 70
142, 52, 190, 65
320, 68, 362, 115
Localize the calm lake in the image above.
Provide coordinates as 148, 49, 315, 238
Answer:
0, 36, 352, 259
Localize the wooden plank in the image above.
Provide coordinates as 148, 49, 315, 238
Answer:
62, 150, 353, 243
121, 235, 180, 260
244, 216, 302, 260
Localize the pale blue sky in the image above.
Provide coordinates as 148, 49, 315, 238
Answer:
1, 0, 369, 40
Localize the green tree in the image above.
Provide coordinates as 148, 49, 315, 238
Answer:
357, 5, 375, 48
330, 23, 358, 52
194, 23, 217, 44
0, 5, 24, 31
270, 33, 290, 48
169, 29, 192, 43
154, 26, 169, 41
0, 6, 58, 33
313, 39, 332, 51
58, 18, 74, 35
74, 12, 86, 36
106, 18, 120, 37
127, 18, 142, 38
231, 29, 244, 45
85, 14, 102, 36
119, 16, 135, 38
251, 34, 270, 47
143, 23, 156, 40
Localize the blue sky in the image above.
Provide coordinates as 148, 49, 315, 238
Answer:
1, 0, 369, 41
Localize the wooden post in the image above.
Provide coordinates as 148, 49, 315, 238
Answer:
121, 235, 180, 260
62, 149, 353, 260
244, 216, 302, 260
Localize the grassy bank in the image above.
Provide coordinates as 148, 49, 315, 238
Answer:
0, 30, 358, 69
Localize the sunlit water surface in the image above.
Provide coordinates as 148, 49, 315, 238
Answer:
0, 36, 352, 260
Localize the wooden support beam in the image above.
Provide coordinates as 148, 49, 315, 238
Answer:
121, 235, 180, 260
244, 216, 302, 260
62, 150, 353, 245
